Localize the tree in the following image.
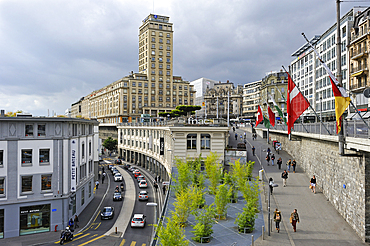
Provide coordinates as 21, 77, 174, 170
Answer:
5, 110, 23, 117
103, 137, 117, 152
213, 183, 231, 220
235, 202, 258, 233
204, 152, 222, 194
157, 216, 189, 246
191, 205, 216, 243
173, 186, 204, 225
176, 105, 201, 118
173, 158, 192, 193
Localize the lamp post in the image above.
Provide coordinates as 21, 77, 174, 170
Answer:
146, 202, 158, 245
268, 178, 278, 236
320, 95, 322, 134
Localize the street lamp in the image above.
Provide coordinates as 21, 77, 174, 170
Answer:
147, 202, 158, 245
268, 178, 278, 236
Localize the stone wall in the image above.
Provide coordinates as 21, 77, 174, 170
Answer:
268, 131, 367, 241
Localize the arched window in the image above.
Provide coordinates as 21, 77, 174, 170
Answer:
201, 134, 211, 150
187, 134, 197, 149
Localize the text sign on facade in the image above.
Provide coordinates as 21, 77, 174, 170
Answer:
71, 140, 76, 192
160, 137, 164, 155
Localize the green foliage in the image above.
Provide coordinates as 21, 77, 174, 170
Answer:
173, 186, 204, 224
204, 152, 222, 194
235, 202, 258, 233
173, 158, 192, 193
214, 183, 231, 219
157, 216, 189, 246
5, 110, 23, 117
102, 137, 117, 151
191, 205, 216, 242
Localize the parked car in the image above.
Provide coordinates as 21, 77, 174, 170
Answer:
101, 207, 114, 220
139, 180, 147, 188
138, 190, 149, 201
114, 173, 123, 182
137, 175, 145, 182
113, 192, 122, 201
131, 214, 146, 228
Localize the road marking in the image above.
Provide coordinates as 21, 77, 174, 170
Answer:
94, 222, 101, 230
78, 234, 105, 246
142, 244, 146, 246
119, 239, 126, 246
54, 233, 90, 244
130, 241, 136, 246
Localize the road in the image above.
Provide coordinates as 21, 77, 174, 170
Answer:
47, 159, 158, 246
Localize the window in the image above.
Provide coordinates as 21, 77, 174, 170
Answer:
0, 178, 4, 195
21, 176, 33, 193
89, 160, 93, 174
81, 187, 85, 206
89, 141, 92, 156
38, 124, 46, 136
39, 149, 50, 164
132, 82, 136, 87
0, 150, 3, 166
89, 181, 92, 197
22, 150, 32, 165
152, 37, 155, 42
25, 124, 33, 137
187, 134, 197, 149
19, 204, 50, 236
41, 174, 52, 191
82, 143, 85, 158
201, 134, 210, 149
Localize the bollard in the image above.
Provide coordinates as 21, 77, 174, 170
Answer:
115, 227, 117, 234
251, 235, 254, 246
262, 226, 265, 240
270, 218, 273, 233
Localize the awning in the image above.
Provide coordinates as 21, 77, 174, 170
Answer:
351, 71, 364, 77
346, 111, 367, 120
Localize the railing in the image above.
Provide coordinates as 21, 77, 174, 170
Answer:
350, 64, 368, 74
350, 47, 368, 58
256, 119, 370, 138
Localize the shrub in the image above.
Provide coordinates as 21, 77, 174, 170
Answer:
191, 205, 216, 243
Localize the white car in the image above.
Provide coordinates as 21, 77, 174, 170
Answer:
138, 190, 149, 201
138, 180, 147, 188
114, 173, 123, 182
131, 214, 146, 228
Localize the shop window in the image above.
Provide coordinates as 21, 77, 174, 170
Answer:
21, 176, 33, 193
81, 187, 85, 206
25, 124, 33, 137
38, 124, 45, 136
41, 174, 52, 191
22, 150, 32, 165
187, 134, 197, 149
20, 204, 50, 236
201, 134, 211, 149
39, 149, 49, 164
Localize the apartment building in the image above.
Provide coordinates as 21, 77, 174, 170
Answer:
242, 80, 261, 122
189, 77, 218, 118
0, 113, 99, 239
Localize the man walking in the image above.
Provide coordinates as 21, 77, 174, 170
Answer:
252, 146, 255, 156
266, 154, 270, 166
286, 159, 292, 172
74, 214, 79, 229
290, 209, 300, 232
154, 182, 158, 192
281, 170, 288, 187
277, 157, 282, 170
292, 159, 297, 173
95, 180, 99, 190
271, 154, 275, 166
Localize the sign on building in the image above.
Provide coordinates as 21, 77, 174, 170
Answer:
71, 139, 77, 192
224, 149, 247, 165
160, 137, 164, 155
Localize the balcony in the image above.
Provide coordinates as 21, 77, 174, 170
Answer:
350, 47, 368, 60
350, 79, 368, 93
350, 26, 370, 43
350, 64, 368, 75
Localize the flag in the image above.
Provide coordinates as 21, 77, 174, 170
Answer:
256, 105, 263, 126
270, 95, 287, 125
311, 47, 351, 134
267, 105, 275, 127
287, 72, 310, 134
263, 115, 270, 129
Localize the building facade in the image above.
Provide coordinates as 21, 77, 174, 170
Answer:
0, 114, 99, 239
242, 80, 261, 122
189, 78, 218, 118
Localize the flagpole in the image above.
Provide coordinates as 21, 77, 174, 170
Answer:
262, 99, 271, 144
282, 66, 331, 135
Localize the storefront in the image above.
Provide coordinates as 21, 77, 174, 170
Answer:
19, 204, 50, 236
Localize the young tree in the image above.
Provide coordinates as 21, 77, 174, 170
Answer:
214, 183, 231, 220
157, 216, 189, 246
235, 202, 258, 233
102, 137, 117, 152
173, 158, 192, 193
204, 152, 222, 194
173, 186, 204, 225
191, 205, 216, 243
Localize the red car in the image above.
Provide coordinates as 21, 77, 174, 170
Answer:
133, 170, 141, 178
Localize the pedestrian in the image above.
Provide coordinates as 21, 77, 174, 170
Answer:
290, 209, 300, 232
240, 135, 242, 140
277, 157, 282, 170
235, 133, 238, 140
281, 170, 288, 187
267, 147, 271, 155
244, 139, 247, 144
95, 180, 99, 189
154, 176, 157, 183
68, 218, 74, 231
102, 173, 105, 184
310, 175, 316, 194
158, 175, 161, 183
74, 215, 79, 229
269, 177, 274, 194
266, 154, 270, 166
252, 146, 255, 156
244, 132, 246, 139
163, 185, 166, 195
233, 126, 235, 132
286, 159, 292, 172
271, 154, 275, 166
252, 133, 255, 140
273, 208, 282, 233
292, 159, 297, 173
154, 182, 158, 192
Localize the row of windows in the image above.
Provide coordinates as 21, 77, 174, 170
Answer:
25, 124, 45, 137
151, 37, 171, 44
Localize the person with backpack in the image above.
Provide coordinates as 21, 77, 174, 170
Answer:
274, 208, 282, 233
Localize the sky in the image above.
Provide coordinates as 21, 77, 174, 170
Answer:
0, 0, 365, 116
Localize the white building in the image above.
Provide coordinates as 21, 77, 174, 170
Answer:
0, 113, 99, 239
190, 78, 218, 118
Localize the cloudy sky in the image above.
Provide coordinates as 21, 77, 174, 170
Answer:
0, 0, 363, 116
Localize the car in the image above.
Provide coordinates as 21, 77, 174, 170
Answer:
115, 159, 122, 164
134, 170, 141, 178
124, 164, 131, 170
139, 180, 147, 188
131, 214, 146, 228
137, 175, 145, 182
113, 169, 119, 175
108, 164, 113, 170
114, 173, 123, 182
138, 190, 149, 201
101, 207, 114, 220
111, 166, 117, 172
113, 192, 122, 201
128, 167, 135, 172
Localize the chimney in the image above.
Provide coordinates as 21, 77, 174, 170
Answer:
227, 80, 229, 83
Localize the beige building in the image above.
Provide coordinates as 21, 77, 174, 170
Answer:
203, 81, 243, 119
260, 71, 288, 121
71, 14, 195, 123
242, 80, 261, 122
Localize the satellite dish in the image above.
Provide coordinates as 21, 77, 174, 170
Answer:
364, 88, 370, 98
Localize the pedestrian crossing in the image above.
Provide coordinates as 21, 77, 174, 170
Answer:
54, 232, 147, 245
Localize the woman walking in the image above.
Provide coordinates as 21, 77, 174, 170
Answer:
273, 208, 282, 233
310, 175, 317, 194
290, 209, 300, 232
277, 157, 282, 170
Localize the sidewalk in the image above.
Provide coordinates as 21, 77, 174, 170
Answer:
236, 127, 366, 246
